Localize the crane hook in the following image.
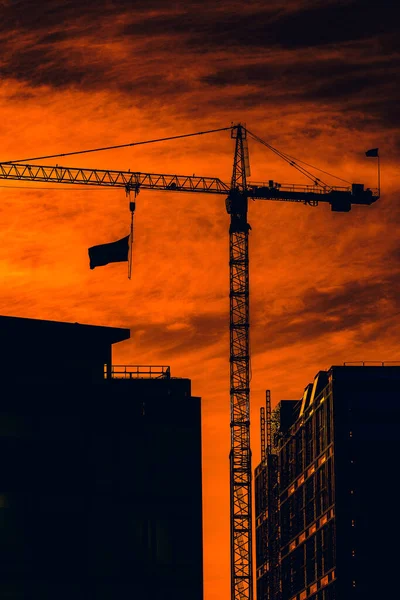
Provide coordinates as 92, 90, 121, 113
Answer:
125, 184, 138, 214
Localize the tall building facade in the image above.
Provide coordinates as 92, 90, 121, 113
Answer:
0, 315, 203, 600
255, 365, 400, 600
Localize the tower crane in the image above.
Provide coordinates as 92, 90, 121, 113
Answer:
0, 124, 379, 600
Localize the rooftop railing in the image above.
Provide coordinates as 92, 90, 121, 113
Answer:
105, 365, 171, 379
343, 361, 400, 366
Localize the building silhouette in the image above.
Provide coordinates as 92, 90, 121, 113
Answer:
255, 364, 400, 600
0, 315, 203, 600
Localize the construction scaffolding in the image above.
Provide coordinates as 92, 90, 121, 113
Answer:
255, 391, 281, 600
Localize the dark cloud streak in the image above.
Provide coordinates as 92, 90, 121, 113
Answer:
128, 312, 226, 358
1, 0, 399, 132
253, 275, 400, 351
123, 272, 400, 359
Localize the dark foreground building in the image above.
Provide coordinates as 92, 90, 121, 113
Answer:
255, 364, 400, 600
0, 315, 203, 600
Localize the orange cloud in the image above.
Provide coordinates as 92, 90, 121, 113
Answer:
1, 1, 399, 597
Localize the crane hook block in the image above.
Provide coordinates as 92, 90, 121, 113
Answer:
129, 201, 136, 213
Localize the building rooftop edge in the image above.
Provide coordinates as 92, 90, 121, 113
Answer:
0, 314, 130, 345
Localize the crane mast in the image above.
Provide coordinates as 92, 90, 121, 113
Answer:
226, 124, 253, 600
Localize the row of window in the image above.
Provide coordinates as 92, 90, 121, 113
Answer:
280, 395, 333, 488
295, 580, 335, 600
257, 569, 282, 600
282, 521, 335, 598
281, 459, 334, 544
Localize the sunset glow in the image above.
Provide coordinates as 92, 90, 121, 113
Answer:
1, 2, 399, 598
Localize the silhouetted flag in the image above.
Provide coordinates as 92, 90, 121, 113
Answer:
88, 235, 129, 269
365, 148, 379, 157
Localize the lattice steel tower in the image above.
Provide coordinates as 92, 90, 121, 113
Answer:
226, 124, 253, 600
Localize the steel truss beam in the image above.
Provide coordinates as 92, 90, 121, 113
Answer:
0, 163, 229, 194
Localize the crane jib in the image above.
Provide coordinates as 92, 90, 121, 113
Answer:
0, 163, 230, 194
0, 163, 379, 212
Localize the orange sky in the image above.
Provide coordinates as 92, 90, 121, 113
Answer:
1, 1, 400, 598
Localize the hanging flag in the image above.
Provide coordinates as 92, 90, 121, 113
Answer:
365, 148, 379, 157
88, 235, 130, 270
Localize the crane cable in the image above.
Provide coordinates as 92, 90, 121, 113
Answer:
1, 126, 232, 164
246, 128, 351, 187
246, 128, 330, 187
1, 124, 352, 191
280, 152, 352, 185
